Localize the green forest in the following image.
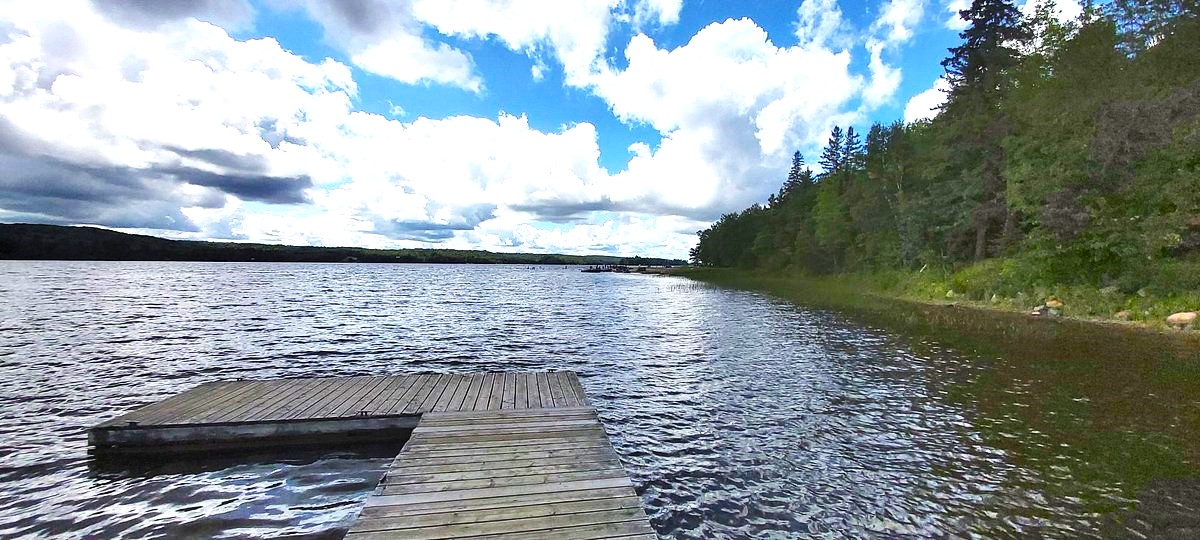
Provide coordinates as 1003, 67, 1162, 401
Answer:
690, 0, 1199, 323
0, 224, 684, 266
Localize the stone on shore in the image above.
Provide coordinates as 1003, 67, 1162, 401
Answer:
1166, 311, 1197, 329
1114, 310, 1133, 321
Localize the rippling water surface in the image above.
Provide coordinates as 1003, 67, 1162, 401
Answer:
1, 261, 1198, 538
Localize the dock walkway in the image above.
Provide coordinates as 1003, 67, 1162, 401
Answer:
349, 407, 655, 539
88, 371, 656, 538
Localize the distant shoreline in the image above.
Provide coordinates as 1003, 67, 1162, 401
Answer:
0, 224, 687, 266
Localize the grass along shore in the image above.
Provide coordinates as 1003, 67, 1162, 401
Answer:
676, 267, 1200, 364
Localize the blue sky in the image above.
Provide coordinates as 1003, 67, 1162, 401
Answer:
0, 0, 1073, 257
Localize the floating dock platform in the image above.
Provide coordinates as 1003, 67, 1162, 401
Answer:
89, 372, 589, 453
88, 371, 656, 539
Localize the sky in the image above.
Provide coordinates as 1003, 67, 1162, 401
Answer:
0, 0, 1079, 258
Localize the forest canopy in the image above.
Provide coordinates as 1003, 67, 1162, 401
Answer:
690, 0, 1200, 297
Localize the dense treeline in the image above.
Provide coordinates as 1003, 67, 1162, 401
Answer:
692, 0, 1199, 296
0, 224, 685, 266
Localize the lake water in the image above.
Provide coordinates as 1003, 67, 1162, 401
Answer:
1, 261, 1197, 538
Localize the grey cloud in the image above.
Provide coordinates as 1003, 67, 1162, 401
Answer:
160, 166, 312, 204
166, 147, 271, 174
0, 117, 313, 231
326, 0, 395, 35
93, 0, 255, 31
0, 155, 200, 231
372, 203, 497, 242
509, 199, 616, 223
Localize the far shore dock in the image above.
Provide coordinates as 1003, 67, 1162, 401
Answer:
89, 372, 656, 539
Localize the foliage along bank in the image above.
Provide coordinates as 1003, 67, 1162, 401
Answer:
689, 0, 1200, 324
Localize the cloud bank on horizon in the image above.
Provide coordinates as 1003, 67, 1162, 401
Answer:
0, 0, 1076, 258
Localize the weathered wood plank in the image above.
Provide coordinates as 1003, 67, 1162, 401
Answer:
432, 375, 466, 412
392, 448, 618, 469
115, 381, 228, 425
240, 378, 324, 422
307, 376, 378, 418
392, 453, 621, 476
358, 375, 416, 417
358, 486, 637, 519
418, 406, 596, 423
287, 376, 365, 419
348, 507, 649, 539
458, 374, 485, 412
536, 372, 554, 408
548, 372, 568, 407
365, 477, 633, 507
514, 372, 528, 410
487, 372, 504, 410
568, 373, 589, 406
555, 372, 580, 406
414, 419, 601, 434
405, 374, 447, 414
472, 373, 494, 411
219, 379, 304, 422
501, 372, 517, 410
330, 376, 393, 417
186, 380, 279, 424
156, 380, 261, 425
389, 374, 436, 415
352, 495, 643, 532
383, 461, 624, 485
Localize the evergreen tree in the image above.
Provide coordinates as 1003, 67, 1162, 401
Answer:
818, 126, 845, 176
942, 0, 1030, 106
843, 126, 864, 172
941, 0, 1029, 260
782, 151, 807, 197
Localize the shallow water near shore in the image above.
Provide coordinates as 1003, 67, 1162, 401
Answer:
1, 261, 1198, 538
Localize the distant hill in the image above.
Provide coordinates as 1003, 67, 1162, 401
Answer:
0, 224, 686, 266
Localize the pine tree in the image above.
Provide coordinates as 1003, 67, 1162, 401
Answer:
942, 0, 1029, 107
781, 151, 808, 198
940, 0, 1029, 261
843, 126, 864, 172
818, 126, 844, 176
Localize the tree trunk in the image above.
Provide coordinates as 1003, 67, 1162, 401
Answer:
974, 221, 988, 261
1000, 209, 1017, 252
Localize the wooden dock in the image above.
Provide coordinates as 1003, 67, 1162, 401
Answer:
88, 371, 657, 538
89, 372, 589, 453
349, 407, 655, 539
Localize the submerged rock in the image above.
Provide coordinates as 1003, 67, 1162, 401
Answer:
1166, 311, 1197, 329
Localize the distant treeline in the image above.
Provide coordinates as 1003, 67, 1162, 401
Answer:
690, 1, 1199, 295
0, 224, 685, 266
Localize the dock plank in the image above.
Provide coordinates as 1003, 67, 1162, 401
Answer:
457, 374, 484, 412
548, 372, 568, 407
487, 373, 504, 410
501, 372, 516, 410
413, 374, 451, 413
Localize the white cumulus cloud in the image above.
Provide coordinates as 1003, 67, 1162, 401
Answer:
904, 77, 950, 122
